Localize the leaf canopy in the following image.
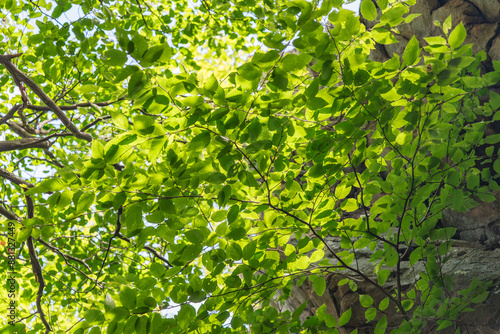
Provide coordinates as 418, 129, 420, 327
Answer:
0, 0, 498, 333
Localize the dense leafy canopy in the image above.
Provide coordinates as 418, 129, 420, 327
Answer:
0, 0, 498, 333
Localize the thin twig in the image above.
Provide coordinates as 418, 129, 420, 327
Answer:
82, 207, 123, 294
38, 238, 91, 271
115, 233, 172, 267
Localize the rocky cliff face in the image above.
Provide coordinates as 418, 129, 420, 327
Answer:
275, 1, 500, 333
365, 0, 500, 72
279, 237, 500, 333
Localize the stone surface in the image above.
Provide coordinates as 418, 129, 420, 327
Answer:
442, 192, 500, 248
465, 23, 499, 54
470, 0, 500, 22
489, 35, 500, 61
274, 244, 500, 333
432, 0, 485, 26
398, 0, 440, 41
365, 0, 500, 69
383, 33, 409, 59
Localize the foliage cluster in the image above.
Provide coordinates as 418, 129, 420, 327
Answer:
0, 0, 498, 333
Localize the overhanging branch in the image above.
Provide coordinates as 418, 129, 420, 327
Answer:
26, 97, 126, 111
0, 168, 34, 188
0, 104, 20, 125
0, 137, 50, 152
0, 53, 92, 142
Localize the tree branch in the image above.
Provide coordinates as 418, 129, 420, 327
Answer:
0, 167, 34, 188
0, 54, 93, 141
0, 137, 51, 152
0, 167, 52, 332
27, 236, 52, 334
25, 97, 126, 111
0, 104, 20, 125
38, 238, 91, 271
0, 205, 20, 221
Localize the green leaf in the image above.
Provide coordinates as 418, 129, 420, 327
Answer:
365, 307, 377, 322
227, 242, 242, 260
103, 49, 128, 67
338, 308, 351, 327
181, 244, 203, 262
403, 36, 420, 66
242, 240, 257, 260
353, 238, 370, 249
227, 205, 239, 224
281, 53, 310, 72
471, 291, 489, 303
91, 140, 105, 159
377, 269, 391, 285
310, 249, 324, 262
377, 0, 388, 10
306, 97, 328, 110
335, 184, 351, 200
212, 210, 227, 222
75, 192, 95, 213
294, 256, 310, 270
384, 243, 399, 267
133, 115, 155, 135
380, 4, 407, 26
360, 0, 377, 21
226, 275, 242, 288
189, 131, 211, 151
319, 60, 333, 85
128, 71, 146, 96
313, 276, 326, 296
119, 287, 137, 310
16, 228, 31, 243
177, 304, 196, 329
437, 320, 453, 331
374, 316, 387, 334
402, 299, 414, 311
484, 134, 500, 144
159, 199, 176, 215
379, 297, 390, 311
111, 110, 130, 129
410, 247, 423, 266
359, 294, 374, 308
304, 79, 319, 98
308, 163, 326, 178
52, 4, 70, 18
270, 72, 288, 90
252, 50, 280, 63
180, 95, 204, 107
238, 63, 262, 81
5, 2, 496, 332
123, 204, 143, 236
204, 74, 219, 94
372, 28, 398, 44
425, 36, 447, 45
449, 22, 467, 49
292, 301, 308, 320
84, 308, 105, 324
142, 45, 165, 65
185, 229, 204, 244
